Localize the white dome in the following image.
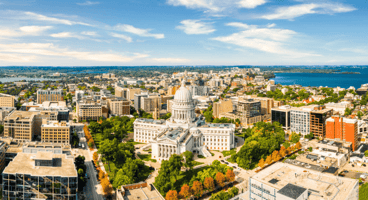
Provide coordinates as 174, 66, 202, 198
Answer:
174, 82, 192, 103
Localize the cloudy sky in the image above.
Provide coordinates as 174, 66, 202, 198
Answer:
0, 0, 366, 66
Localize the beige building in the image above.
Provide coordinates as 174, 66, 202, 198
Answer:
213, 99, 233, 118
41, 120, 70, 144
76, 99, 102, 122
0, 94, 15, 107
4, 111, 39, 141
107, 97, 130, 116
141, 95, 161, 113
102, 73, 116, 79
115, 86, 141, 101
37, 88, 63, 104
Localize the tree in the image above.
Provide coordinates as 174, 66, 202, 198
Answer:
365, 150, 368, 157
99, 170, 106, 180
215, 172, 226, 188
228, 186, 239, 198
210, 191, 230, 200
226, 169, 235, 182
204, 177, 215, 191
265, 155, 272, 165
358, 111, 363, 120
295, 142, 302, 150
345, 107, 352, 116
271, 150, 279, 161
279, 146, 286, 157
112, 158, 150, 188
166, 190, 178, 200
182, 151, 194, 170
258, 158, 265, 168
191, 181, 203, 198
290, 132, 300, 143
93, 152, 99, 162
101, 177, 113, 196
179, 184, 191, 199
286, 147, 292, 155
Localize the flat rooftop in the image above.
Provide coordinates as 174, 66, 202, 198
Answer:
3, 152, 77, 177
251, 162, 358, 200
5, 111, 38, 121
135, 118, 166, 125
122, 186, 163, 200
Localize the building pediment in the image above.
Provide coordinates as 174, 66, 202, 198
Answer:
156, 138, 177, 145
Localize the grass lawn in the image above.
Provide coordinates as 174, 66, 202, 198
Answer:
192, 161, 204, 166
235, 133, 244, 137
91, 133, 103, 149
131, 142, 144, 145
222, 148, 237, 157
138, 154, 156, 162
104, 161, 117, 182
144, 149, 152, 152
197, 155, 205, 159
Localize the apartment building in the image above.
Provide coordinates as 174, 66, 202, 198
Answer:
290, 106, 316, 136
0, 141, 7, 173
249, 162, 358, 200
237, 99, 261, 118
41, 120, 70, 144
37, 88, 63, 104
0, 94, 15, 107
4, 111, 39, 142
141, 95, 161, 113
102, 73, 115, 79
167, 85, 180, 96
76, 99, 102, 122
115, 85, 141, 101
2, 151, 78, 200
310, 105, 333, 139
0, 107, 16, 125
107, 97, 130, 116
326, 116, 358, 151
213, 99, 233, 118
271, 105, 292, 130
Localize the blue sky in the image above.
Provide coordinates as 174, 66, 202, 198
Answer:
0, 0, 366, 66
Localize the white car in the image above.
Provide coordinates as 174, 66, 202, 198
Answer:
360, 174, 367, 179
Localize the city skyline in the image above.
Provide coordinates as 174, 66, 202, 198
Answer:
0, 0, 366, 66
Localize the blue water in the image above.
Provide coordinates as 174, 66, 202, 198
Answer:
271, 71, 368, 89
0, 77, 60, 83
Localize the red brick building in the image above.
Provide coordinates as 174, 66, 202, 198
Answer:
326, 116, 358, 151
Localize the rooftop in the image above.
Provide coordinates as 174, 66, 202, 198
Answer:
4, 152, 77, 177
277, 183, 307, 199
251, 162, 358, 200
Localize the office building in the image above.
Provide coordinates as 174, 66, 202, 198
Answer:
0, 94, 15, 107
237, 99, 261, 118
0, 141, 7, 172
76, 99, 102, 122
134, 93, 148, 112
290, 106, 316, 136
141, 95, 161, 113
326, 116, 358, 151
115, 86, 141, 101
107, 97, 130, 116
41, 120, 70, 144
249, 162, 358, 200
102, 73, 115, 79
2, 151, 78, 200
37, 88, 63, 104
4, 111, 39, 142
0, 107, 16, 125
213, 99, 233, 118
310, 105, 333, 139
271, 105, 292, 130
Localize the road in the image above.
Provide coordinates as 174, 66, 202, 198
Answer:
81, 146, 104, 200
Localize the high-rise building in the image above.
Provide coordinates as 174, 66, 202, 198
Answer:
326, 116, 358, 151
237, 99, 261, 118
310, 105, 333, 139
213, 99, 233, 118
115, 86, 141, 101
271, 105, 292, 130
107, 97, 130, 116
4, 111, 38, 142
37, 89, 63, 104
76, 99, 102, 122
134, 93, 148, 112
41, 120, 70, 144
141, 95, 161, 113
290, 106, 316, 136
0, 94, 15, 107
2, 151, 78, 200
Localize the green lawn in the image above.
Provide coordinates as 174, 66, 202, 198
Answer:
192, 161, 204, 166
360, 183, 368, 200
91, 133, 103, 148
197, 155, 205, 159
131, 142, 144, 145
104, 161, 118, 182
144, 149, 152, 152
222, 148, 237, 157
235, 133, 244, 137
138, 154, 156, 162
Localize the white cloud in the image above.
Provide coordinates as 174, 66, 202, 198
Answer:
50, 32, 85, 40
151, 58, 190, 63
212, 22, 319, 57
0, 53, 36, 62
19, 26, 53, 35
260, 3, 356, 20
110, 32, 133, 43
167, 0, 266, 15
0, 26, 52, 38
77, 1, 100, 6
81, 31, 98, 37
0, 43, 148, 62
238, 0, 267, 9
20, 11, 91, 26
176, 19, 215, 35
114, 24, 164, 39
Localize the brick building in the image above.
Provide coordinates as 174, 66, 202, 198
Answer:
326, 116, 358, 151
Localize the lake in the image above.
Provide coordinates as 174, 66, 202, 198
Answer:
0, 77, 60, 83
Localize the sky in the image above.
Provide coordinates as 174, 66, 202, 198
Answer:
0, 0, 367, 66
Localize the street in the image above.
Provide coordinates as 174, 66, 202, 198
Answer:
81, 147, 104, 200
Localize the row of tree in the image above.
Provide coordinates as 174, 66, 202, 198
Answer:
258, 142, 301, 168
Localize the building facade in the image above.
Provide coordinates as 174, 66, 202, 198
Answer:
271, 106, 291, 130
107, 98, 130, 116
0, 94, 15, 107
37, 89, 63, 104
4, 111, 38, 142
310, 106, 333, 139
213, 99, 233, 118
76, 99, 102, 122
326, 116, 358, 151
290, 106, 315, 136
41, 121, 70, 144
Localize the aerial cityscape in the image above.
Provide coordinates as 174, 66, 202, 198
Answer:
0, 0, 367, 200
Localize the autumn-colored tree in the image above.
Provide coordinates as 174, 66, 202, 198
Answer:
166, 190, 178, 200
295, 141, 302, 149
179, 184, 191, 199
191, 181, 203, 198
215, 172, 226, 188
286, 147, 292, 155
99, 170, 106, 180
258, 158, 265, 168
265, 155, 272, 164
226, 169, 235, 182
204, 177, 215, 191
93, 152, 98, 162
101, 177, 113, 196
279, 146, 286, 157
271, 150, 279, 161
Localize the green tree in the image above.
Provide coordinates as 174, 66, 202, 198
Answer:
357, 111, 363, 120
290, 132, 300, 143
182, 151, 194, 170
365, 150, 368, 157
344, 108, 352, 116
210, 190, 230, 200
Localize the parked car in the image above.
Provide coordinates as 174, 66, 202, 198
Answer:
360, 174, 367, 179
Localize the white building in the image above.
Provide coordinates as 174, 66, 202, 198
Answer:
290, 106, 316, 136
134, 80, 235, 162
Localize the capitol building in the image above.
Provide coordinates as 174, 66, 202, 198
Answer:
133, 80, 236, 162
